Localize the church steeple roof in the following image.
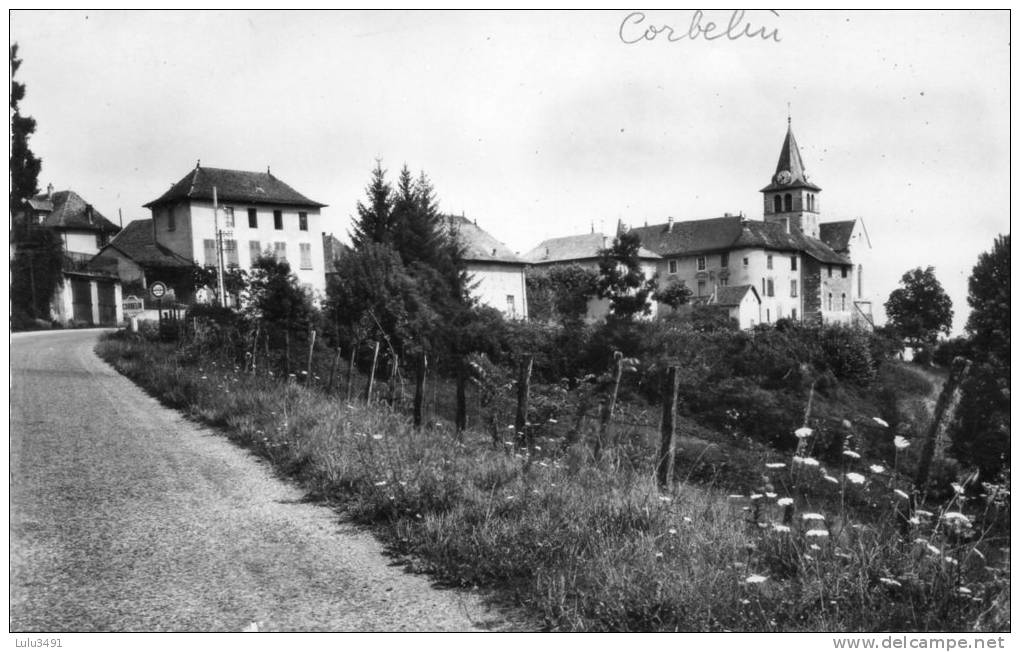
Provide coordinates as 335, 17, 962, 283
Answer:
760, 119, 821, 193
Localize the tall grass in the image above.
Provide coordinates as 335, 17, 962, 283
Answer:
96, 334, 1009, 632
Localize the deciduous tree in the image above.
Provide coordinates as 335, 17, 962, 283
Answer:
884, 266, 953, 347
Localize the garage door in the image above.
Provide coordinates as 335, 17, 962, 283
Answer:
97, 282, 117, 326
71, 279, 93, 324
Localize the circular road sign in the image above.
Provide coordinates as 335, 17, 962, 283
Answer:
149, 281, 168, 299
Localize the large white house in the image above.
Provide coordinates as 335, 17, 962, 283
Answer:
445, 215, 528, 320
143, 163, 329, 296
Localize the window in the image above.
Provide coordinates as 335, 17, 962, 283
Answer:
249, 240, 262, 263
761, 278, 766, 295
720, 276, 728, 287
506, 295, 516, 318
791, 256, 798, 271
791, 280, 798, 297
96, 233, 107, 250
167, 207, 176, 231
767, 254, 773, 270
743, 257, 749, 267
274, 241, 287, 261
841, 293, 847, 311
224, 239, 239, 267
784, 194, 792, 212
766, 279, 774, 297
696, 256, 706, 271
858, 264, 863, 296
697, 280, 706, 296
668, 260, 677, 275
299, 243, 313, 269
223, 206, 235, 229
766, 308, 771, 323
720, 252, 729, 267
827, 265, 833, 278
792, 308, 798, 320
841, 266, 848, 278
203, 239, 217, 266
298, 212, 308, 231
273, 210, 283, 230
773, 195, 782, 213
247, 208, 258, 228
827, 293, 833, 311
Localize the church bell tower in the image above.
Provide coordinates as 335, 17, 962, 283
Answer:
761, 118, 821, 239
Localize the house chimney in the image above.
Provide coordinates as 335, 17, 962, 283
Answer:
196, 159, 201, 169
602, 235, 608, 248
667, 216, 674, 232
267, 165, 271, 175
46, 183, 53, 198
86, 204, 94, 225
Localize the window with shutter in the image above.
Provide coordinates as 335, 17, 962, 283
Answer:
299, 243, 313, 269
224, 239, 239, 267
299, 212, 308, 231
223, 207, 235, 229
203, 239, 217, 266
274, 241, 287, 261
249, 240, 261, 264
248, 208, 258, 228
274, 210, 283, 230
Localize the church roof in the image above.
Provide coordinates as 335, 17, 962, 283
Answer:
819, 220, 857, 253
522, 231, 661, 264
30, 189, 121, 233
444, 214, 525, 265
759, 122, 822, 193
629, 215, 850, 265
144, 165, 326, 209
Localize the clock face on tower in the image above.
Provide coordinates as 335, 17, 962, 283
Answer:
775, 170, 792, 185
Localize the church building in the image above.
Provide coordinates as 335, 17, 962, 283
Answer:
626, 119, 873, 328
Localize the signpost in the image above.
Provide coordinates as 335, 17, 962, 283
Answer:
150, 281, 167, 329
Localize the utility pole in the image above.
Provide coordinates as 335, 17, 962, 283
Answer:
212, 186, 227, 307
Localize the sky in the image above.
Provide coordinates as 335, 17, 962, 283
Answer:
10, 10, 1010, 333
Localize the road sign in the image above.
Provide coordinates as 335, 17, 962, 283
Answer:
149, 281, 167, 299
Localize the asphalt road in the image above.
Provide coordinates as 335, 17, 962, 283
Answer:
10, 329, 514, 632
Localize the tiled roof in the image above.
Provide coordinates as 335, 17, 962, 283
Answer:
629, 216, 849, 265
101, 219, 196, 268
144, 165, 326, 209
819, 220, 856, 253
522, 231, 661, 264
714, 284, 759, 306
31, 190, 120, 233
444, 215, 524, 265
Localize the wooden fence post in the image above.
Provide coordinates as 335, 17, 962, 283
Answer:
365, 340, 380, 403
515, 354, 533, 449
656, 365, 680, 490
414, 351, 427, 429
455, 358, 468, 434
915, 357, 971, 490
306, 328, 316, 383
346, 344, 357, 402
595, 351, 625, 456
326, 346, 342, 394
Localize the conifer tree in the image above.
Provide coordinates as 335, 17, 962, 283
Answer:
349, 161, 394, 249
10, 44, 42, 215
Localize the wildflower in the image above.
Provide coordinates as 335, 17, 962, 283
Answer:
944, 556, 958, 566
879, 577, 901, 587
909, 516, 921, 525
506, 495, 515, 500
765, 463, 786, 469
804, 554, 814, 560
750, 493, 764, 500
777, 497, 794, 506
655, 552, 664, 558
915, 509, 934, 517
740, 599, 751, 605
745, 575, 768, 584
765, 492, 777, 498
809, 544, 821, 551
374, 481, 387, 486
894, 436, 910, 449
801, 513, 825, 521
795, 426, 813, 438
870, 464, 886, 474
873, 417, 889, 428
845, 472, 866, 485
728, 494, 745, 500
942, 512, 971, 524
547, 418, 558, 424
507, 425, 515, 430
201, 376, 208, 380
533, 445, 542, 451
668, 528, 677, 535
658, 495, 672, 503
824, 474, 839, 484
951, 483, 965, 494
972, 549, 986, 560
682, 516, 692, 523
915, 539, 941, 555
372, 434, 383, 440
772, 524, 791, 533
301, 370, 308, 375
893, 489, 910, 500
805, 529, 829, 538
958, 587, 972, 595
842, 450, 861, 459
